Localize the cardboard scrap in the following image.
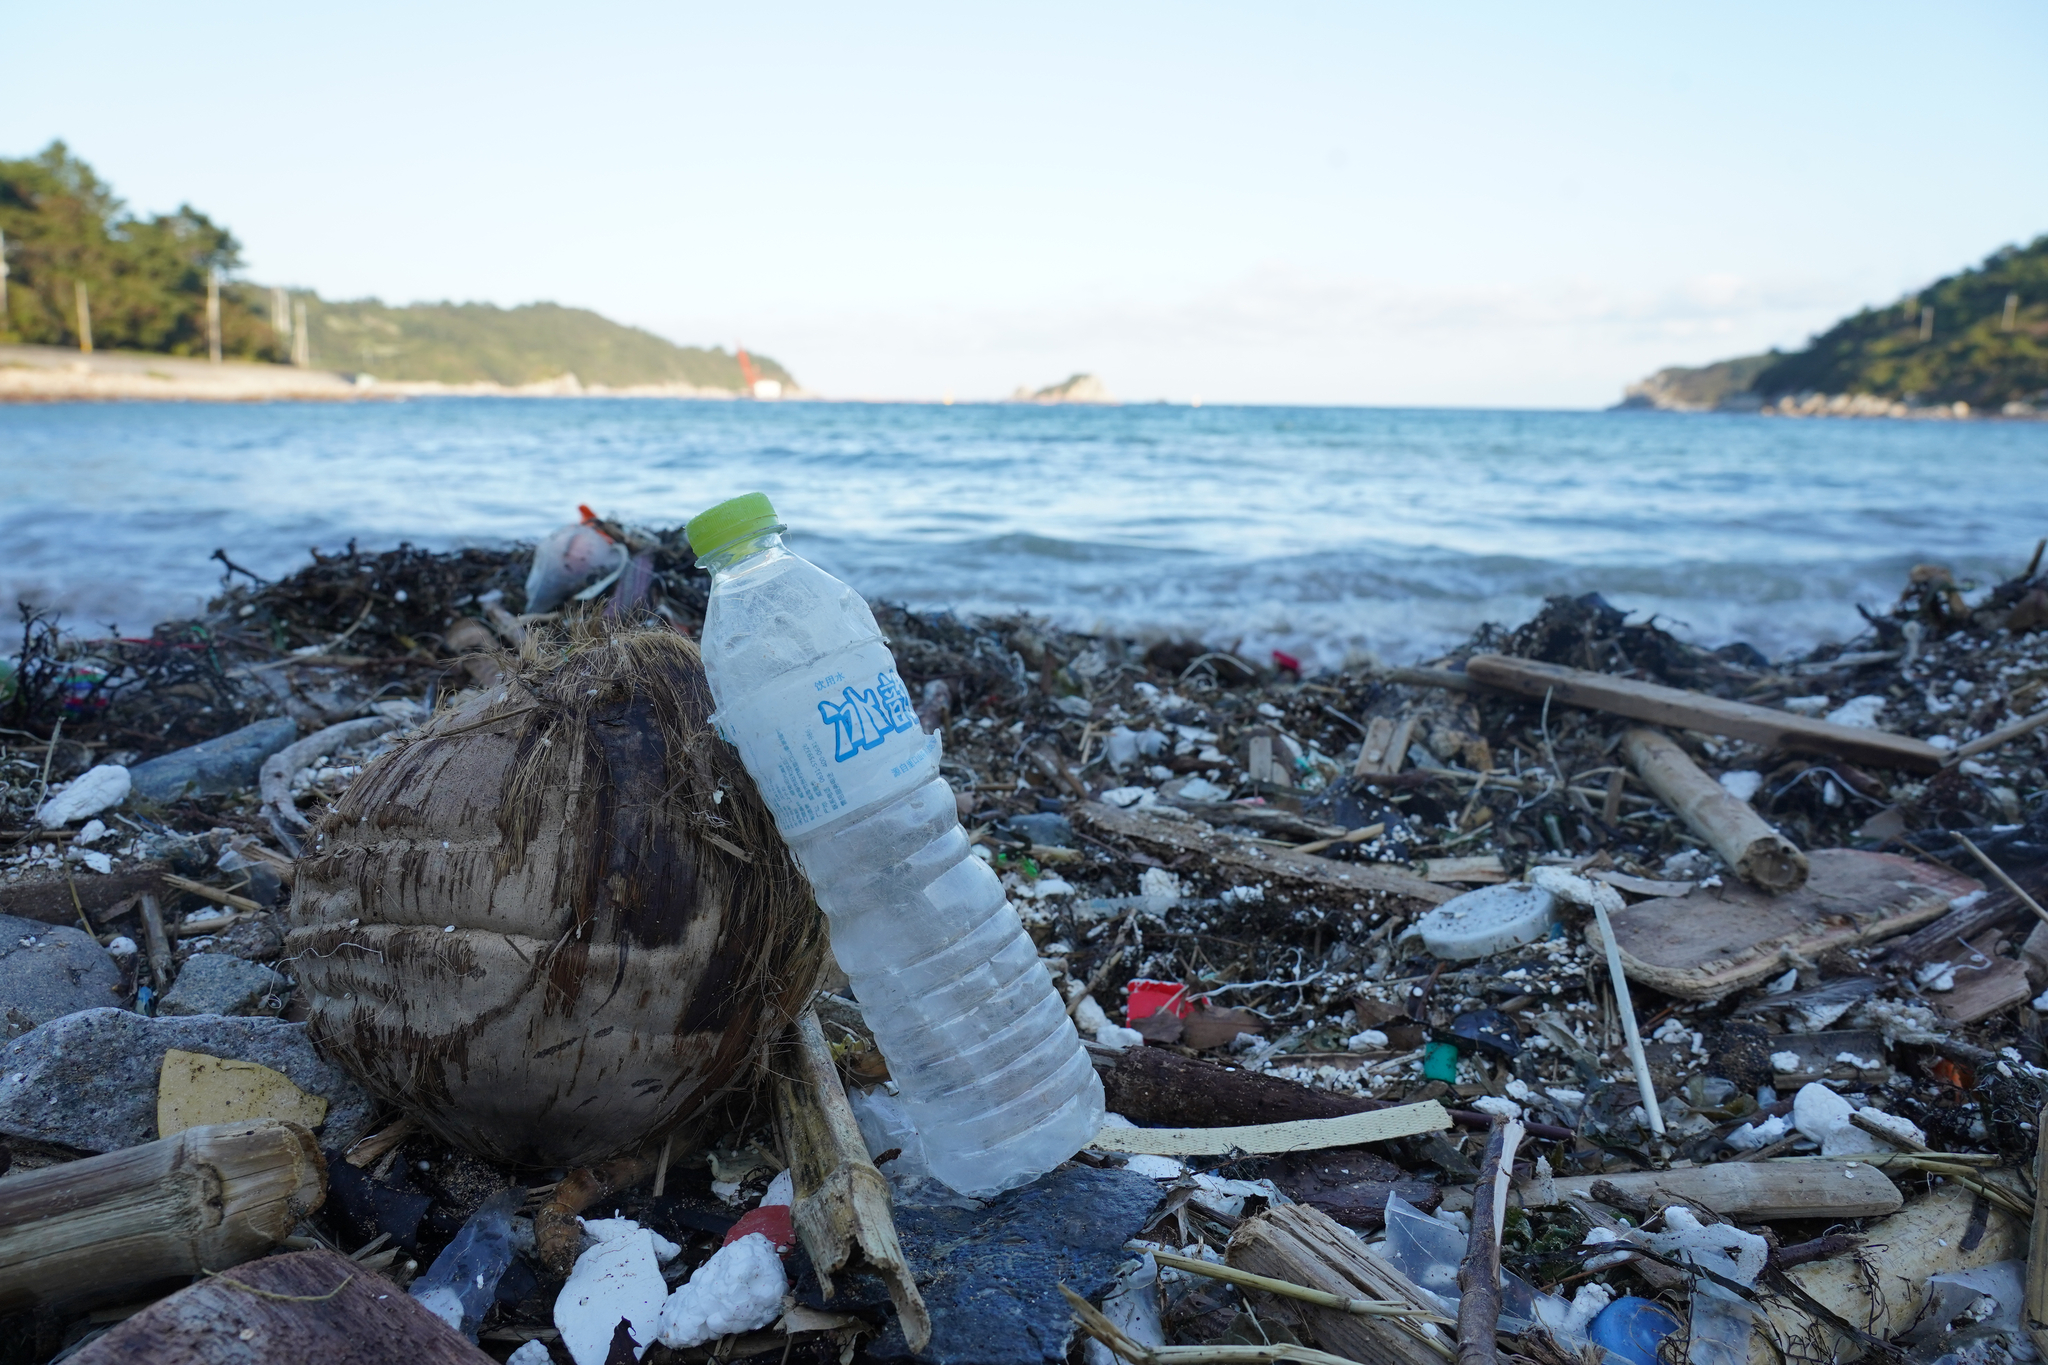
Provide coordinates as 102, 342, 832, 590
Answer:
1091, 1100, 1451, 1157
1592, 849, 1979, 999
157, 1048, 328, 1138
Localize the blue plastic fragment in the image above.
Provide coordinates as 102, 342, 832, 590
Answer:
1589, 1295, 1682, 1365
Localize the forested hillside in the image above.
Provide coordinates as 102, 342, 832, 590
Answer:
0, 142, 791, 390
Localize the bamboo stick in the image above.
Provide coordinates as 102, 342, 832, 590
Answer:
0, 1119, 325, 1313
775, 1009, 930, 1352
1623, 727, 1808, 891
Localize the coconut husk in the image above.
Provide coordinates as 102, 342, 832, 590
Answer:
283, 623, 825, 1168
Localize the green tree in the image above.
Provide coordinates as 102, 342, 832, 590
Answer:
1753, 236, 2048, 406
0, 141, 277, 358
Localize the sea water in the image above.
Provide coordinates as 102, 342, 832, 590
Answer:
2, 399, 2044, 664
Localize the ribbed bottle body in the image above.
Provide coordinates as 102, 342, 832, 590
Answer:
701, 538, 1101, 1196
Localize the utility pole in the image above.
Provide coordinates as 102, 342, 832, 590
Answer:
74, 281, 93, 354
2004, 293, 2020, 332
1919, 306, 1934, 342
207, 268, 222, 364
291, 299, 310, 367
271, 287, 290, 359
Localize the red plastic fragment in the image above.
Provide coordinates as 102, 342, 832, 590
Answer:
1272, 649, 1302, 675
1125, 979, 1192, 1022
722, 1202, 795, 1254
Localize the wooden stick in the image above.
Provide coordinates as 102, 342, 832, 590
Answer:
162, 874, 265, 915
1292, 822, 1387, 856
1948, 708, 2048, 765
2028, 1101, 2048, 1360
775, 1009, 930, 1351
1623, 728, 1808, 890
1456, 1120, 1518, 1365
532, 1153, 654, 1274
0, 1119, 325, 1313
1151, 1249, 1448, 1320
1465, 654, 1944, 772
139, 891, 172, 990
342, 1115, 416, 1170
1957, 835, 2048, 931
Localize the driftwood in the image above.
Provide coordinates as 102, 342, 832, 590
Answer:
1462, 654, 1945, 773
139, 890, 172, 990
67, 1247, 492, 1365
2027, 1105, 2048, 1361
1455, 1120, 1516, 1365
1090, 1042, 1574, 1142
1226, 1201, 1449, 1365
775, 1009, 930, 1351
258, 715, 400, 834
0, 1119, 326, 1313
1622, 728, 1808, 891
1544, 1160, 1903, 1221
1353, 714, 1419, 778
1076, 800, 1456, 906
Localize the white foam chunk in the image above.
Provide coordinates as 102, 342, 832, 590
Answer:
36, 764, 131, 827
507, 1342, 553, 1365
1416, 882, 1557, 960
555, 1220, 672, 1364
656, 1233, 788, 1348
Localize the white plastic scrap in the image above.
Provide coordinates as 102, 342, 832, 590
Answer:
1724, 1113, 1792, 1151
1083, 1254, 1165, 1365
35, 764, 131, 827
555, 1218, 680, 1365
1826, 696, 1887, 729
1643, 1206, 1768, 1288
1138, 867, 1182, 915
1717, 771, 1764, 802
1788, 1082, 1917, 1156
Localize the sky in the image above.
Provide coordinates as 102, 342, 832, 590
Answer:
6, 2, 2045, 406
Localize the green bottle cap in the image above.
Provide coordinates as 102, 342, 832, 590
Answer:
686, 492, 780, 557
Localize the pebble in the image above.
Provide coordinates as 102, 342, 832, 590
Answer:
158, 953, 292, 1017
0, 912, 123, 1038
0, 1007, 375, 1152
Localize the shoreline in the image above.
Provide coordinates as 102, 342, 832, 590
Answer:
0, 343, 765, 404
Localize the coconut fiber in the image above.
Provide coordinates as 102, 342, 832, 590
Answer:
285, 625, 825, 1167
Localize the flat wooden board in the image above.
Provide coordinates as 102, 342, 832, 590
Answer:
1594, 849, 1977, 999
1547, 1159, 1903, 1221
1092, 1100, 1451, 1156
1076, 801, 1455, 907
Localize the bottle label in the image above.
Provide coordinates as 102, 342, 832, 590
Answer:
716, 640, 940, 836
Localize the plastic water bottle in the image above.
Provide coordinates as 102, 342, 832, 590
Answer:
688, 493, 1103, 1197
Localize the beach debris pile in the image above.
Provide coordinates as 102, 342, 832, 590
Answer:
1, 516, 2046, 1364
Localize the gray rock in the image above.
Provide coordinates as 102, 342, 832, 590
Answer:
0, 1007, 375, 1153
160, 952, 290, 1017
0, 913, 123, 1038
798, 1165, 1162, 1364
128, 718, 299, 802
